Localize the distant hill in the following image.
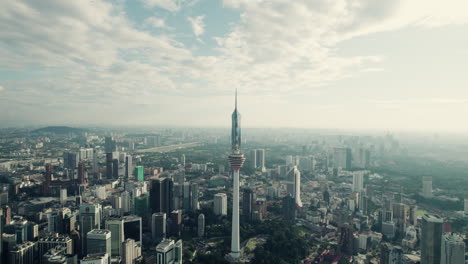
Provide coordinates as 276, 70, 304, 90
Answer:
32, 126, 86, 134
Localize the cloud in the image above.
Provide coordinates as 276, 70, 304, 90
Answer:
141, 0, 197, 12
187, 15, 205, 38
144, 17, 167, 28
1, 0, 468, 129
0, 85, 4, 92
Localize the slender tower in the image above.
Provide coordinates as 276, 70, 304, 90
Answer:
228, 90, 245, 260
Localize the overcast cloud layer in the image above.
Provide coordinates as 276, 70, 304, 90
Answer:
0, 0, 467, 131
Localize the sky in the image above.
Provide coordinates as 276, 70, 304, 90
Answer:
0, 0, 468, 132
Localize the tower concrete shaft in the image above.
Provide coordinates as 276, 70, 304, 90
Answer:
228, 147, 245, 260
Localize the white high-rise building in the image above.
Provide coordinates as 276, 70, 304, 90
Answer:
60, 189, 67, 204
422, 176, 433, 198
198, 214, 205, 237
352, 172, 364, 192
286, 166, 302, 208
213, 193, 227, 216
441, 233, 465, 264
123, 238, 141, 264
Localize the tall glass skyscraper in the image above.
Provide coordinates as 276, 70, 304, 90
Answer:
421, 214, 443, 264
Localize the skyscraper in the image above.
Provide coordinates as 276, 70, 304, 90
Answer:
242, 188, 255, 222
213, 193, 227, 216
123, 238, 141, 264
249, 150, 257, 170
150, 178, 174, 215
228, 90, 246, 260
105, 136, 116, 153
134, 166, 144, 181
79, 203, 101, 255
421, 214, 443, 264
152, 213, 166, 243
123, 216, 143, 245
352, 171, 364, 192
422, 176, 433, 198
198, 214, 205, 237
286, 166, 302, 208
105, 217, 124, 257
333, 147, 352, 169
87, 229, 111, 258
125, 155, 133, 180
440, 233, 465, 264
256, 149, 266, 172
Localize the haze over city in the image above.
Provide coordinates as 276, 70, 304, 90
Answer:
1, 0, 468, 131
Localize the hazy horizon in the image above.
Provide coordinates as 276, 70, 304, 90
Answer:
1, 1, 468, 132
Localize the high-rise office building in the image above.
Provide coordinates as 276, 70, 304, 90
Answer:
440, 233, 465, 264
333, 147, 352, 169
421, 214, 443, 264
87, 229, 111, 258
9, 241, 36, 264
79, 203, 101, 255
125, 155, 133, 180
156, 239, 182, 264
105, 136, 116, 153
134, 166, 144, 182
352, 171, 364, 192
63, 152, 79, 169
133, 193, 149, 219
78, 162, 86, 184
213, 193, 227, 216
182, 182, 191, 211
286, 166, 302, 208
106, 153, 114, 180
169, 210, 182, 237
180, 154, 186, 167
249, 149, 266, 171
92, 148, 98, 178
123, 216, 143, 245
422, 176, 433, 198
123, 238, 141, 264
191, 183, 199, 212
249, 150, 256, 170
255, 149, 266, 171
152, 213, 166, 243
198, 214, 205, 237
150, 178, 173, 215
105, 217, 124, 257
242, 188, 255, 222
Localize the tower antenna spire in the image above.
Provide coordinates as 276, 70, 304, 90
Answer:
235, 88, 237, 110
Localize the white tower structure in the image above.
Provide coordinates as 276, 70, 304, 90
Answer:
286, 166, 302, 208
422, 176, 433, 198
352, 171, 364, 192
227, 90, 245, 261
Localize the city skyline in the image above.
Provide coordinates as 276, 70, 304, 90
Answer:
1, 0, 468, 131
